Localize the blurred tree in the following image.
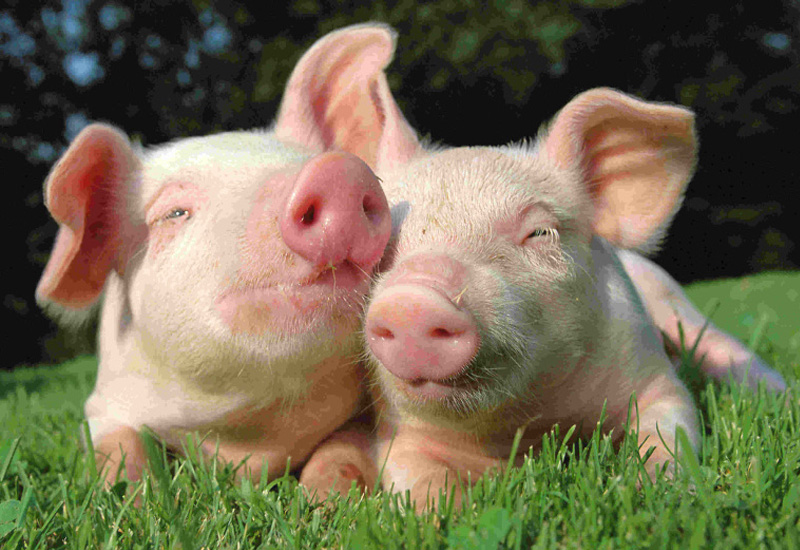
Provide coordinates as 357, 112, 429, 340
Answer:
1, 0, 797, 369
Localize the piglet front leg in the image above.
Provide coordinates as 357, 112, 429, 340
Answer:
627, 371, 700, 481
94, 425, 147, 486
299, 412, 379, 502
373, 422, 509, 511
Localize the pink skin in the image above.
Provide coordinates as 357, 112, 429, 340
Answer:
617, 250, 787, 392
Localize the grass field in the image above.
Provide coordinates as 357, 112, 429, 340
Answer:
1, 271, 798, 548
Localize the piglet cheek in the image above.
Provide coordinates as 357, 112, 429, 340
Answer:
238, 174, 302, 282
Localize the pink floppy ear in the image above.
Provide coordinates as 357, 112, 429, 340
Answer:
542, 88, 697, 252
274, 23, 421, 173
36, 123, 139, 310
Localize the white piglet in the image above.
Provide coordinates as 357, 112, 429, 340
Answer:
365, 88, 701, 508
35, 27, 395, 492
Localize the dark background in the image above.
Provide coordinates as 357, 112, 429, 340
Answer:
2, 0, 798, 370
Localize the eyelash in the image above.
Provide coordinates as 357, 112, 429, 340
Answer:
525, 227, 559, 242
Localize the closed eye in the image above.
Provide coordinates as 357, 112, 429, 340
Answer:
525, 227, 559, 241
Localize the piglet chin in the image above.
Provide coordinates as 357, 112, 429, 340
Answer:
216, 262, 367, 336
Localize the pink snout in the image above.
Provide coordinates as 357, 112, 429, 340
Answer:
366, 284, 480, 383
280, 151, 391, 271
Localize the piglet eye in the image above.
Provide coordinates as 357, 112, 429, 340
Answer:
525, 227, 559, 244
164, 208, 190, 221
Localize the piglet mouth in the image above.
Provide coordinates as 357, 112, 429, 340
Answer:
395, 370, 484, 401
230, 258, 370, 295
215, 260, 370, 335
304, 259, 368, 290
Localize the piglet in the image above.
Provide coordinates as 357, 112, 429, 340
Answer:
293, 25, 786, 507
35, 24, 396, 491
362, 87, 702, 508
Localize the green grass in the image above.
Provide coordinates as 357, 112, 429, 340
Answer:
1, 272, 798, 548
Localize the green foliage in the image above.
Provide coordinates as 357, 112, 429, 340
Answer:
272, 0, 637, 103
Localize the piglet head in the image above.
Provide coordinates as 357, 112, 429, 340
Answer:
35, 25, 407, 391
35, 127, 389, 385
365, 88, 697, 422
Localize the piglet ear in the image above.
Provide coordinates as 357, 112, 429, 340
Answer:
36, 123, 139, 311
274, 23, 421, 173
543, 88, 697, 252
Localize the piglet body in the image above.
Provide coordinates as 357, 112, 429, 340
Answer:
36, 26, 397, 489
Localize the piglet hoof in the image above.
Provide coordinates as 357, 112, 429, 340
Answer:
93, 426, 149, 507
300, 461, 371, 504
408, 471, 468, 514
94, 426, 147, 486
298, 428, 377, 504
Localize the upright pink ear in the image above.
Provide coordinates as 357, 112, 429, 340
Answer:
36, 124, 139, 310
543, 88, 697, 252
274, 23, 421, 173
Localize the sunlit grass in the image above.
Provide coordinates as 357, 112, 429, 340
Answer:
1, 273, 798, 548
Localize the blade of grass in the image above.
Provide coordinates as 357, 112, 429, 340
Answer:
105, 483, 143, 549
81, 421, 97, 480
0, 438, 20, 483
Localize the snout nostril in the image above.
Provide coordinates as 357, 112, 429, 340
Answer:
362, 194, 382, 225
430, 327, 457, 339
300, 203, 316, 225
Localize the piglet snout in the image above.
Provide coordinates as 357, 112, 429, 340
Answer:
280, 151, 391, 271
366, 284, 480, 383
